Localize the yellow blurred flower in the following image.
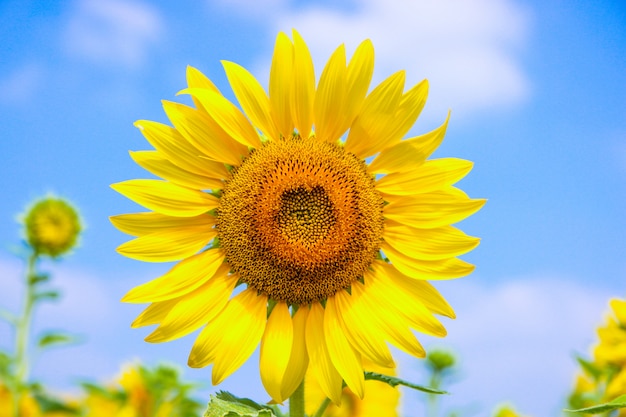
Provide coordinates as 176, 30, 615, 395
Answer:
0, 385, 39, 417
112, 29, 484, 404
606, 366, 626, 400
305, 359, 399, 417
594, 299, 626, 366
0, 385, 76, 417
568, 298, 626, 413
23, 196, 81, 257
118, 366, 152, 417
493, 404, 530, 417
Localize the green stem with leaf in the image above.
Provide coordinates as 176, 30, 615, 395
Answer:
12, 251, 38, 417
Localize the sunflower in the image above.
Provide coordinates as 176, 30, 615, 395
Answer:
111, 30, 484, 404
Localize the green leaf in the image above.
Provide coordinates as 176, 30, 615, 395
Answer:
33, 392, 80, 414
29, 273, 50, 285
34, 290, 60, 302
37, 332, 82, 349
0, 308, 17, 325
364, 372, 448, 395
204, 391, 276, 417
564, 394, 626, 414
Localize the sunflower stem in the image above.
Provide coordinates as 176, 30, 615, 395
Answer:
13, 252, 38, 417
289, 381, 305, 417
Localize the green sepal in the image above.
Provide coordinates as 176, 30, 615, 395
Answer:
575, 355, 603, 380
37, 331, 82, 349
564, 394, 626, 414
364, 371, 448, 394
204, 391, 276, 417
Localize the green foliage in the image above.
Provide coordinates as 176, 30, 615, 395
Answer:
204, 391, 277, 417
364, 371, 448, 394
139, 364, 202, 417
33, 390, 81, 414
37, 332, 81, 349
565, 394, 626, 414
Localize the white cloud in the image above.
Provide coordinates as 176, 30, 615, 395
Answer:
251, 0, 531, 122
0, 64, 43, 105
63, 0, 163, 69
397, 276, 613, 416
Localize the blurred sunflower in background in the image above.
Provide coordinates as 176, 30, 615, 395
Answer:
111, 30, 484, 403
305, 358, 400, 417
23, 196, 82, 258
569, 298, 626, 414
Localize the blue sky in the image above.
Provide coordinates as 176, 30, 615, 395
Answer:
1, 0, 625, 415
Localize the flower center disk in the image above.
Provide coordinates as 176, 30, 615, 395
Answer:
217, 136, 384, 304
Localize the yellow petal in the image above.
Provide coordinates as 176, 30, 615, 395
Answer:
260, 302, 294, 402
376, 158, 473, 196
186, 65, 220, 92
365, 268, 447, 337
222, 60, 279, 140
306, 302, 343, 405
280, 306, 309, 400
186, 65, 222, 111
314, 44, 347, 143
131, 300, 177, 328
290, 30, 315, 138
382, 241, 475, 280
611, 299, 626, 324
163, 100, 248, 165
384, 187, 486, 229
384, 79, 428, 145
333, 288, 395, 368
269, 32, 294, 138
354, 281, 425, 358
116, 225, 216, 262
344, 39, 374, 125
145, 268, 237, 342
188, 288, 267, 386
111, 179, 218, 217
373, 260, 455, 318
110, 212, 215, 237
325, 295, 364, 399
344, 71, 405, 158
134, 120, 226, 178
130, 151, 223, 190
369, 113, 449, 175
122, 249, 225, 303
180, 88, 261, 149
383, 223, 480, 261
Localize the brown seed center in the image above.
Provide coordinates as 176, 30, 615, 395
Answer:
216, 136, 384, 304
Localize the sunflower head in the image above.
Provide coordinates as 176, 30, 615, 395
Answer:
23, 196, 82, 258
112, 30, 485, 404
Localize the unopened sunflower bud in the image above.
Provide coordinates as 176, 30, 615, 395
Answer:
23, 197, 82, 257
426, 349, 456, 372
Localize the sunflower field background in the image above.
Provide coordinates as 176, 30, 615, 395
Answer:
1, 1, 625, 416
